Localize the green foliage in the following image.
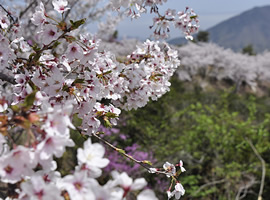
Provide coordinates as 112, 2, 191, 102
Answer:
242, 44, 256, 55
120, 77, 270, 199
196, 31, 209, 42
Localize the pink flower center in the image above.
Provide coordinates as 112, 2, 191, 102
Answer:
4, 165, 13, 174
49, 30, 56, 36
74, 181, 82, 191
71, 46, 77, 53
34, 190, 44, 198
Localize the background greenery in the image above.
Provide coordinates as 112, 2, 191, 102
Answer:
119, 76, 270, 200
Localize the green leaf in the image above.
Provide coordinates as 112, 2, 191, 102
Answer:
142, 160, 153, 166
64, 35, 76, 43
116, 148, 126, 154
70, 18, 86, 30
52, 41, 61, 49
104, 118, 112, 128
23, 91, 37, 109
190, 15, 198, 19
73, 78, 85, 84
105, 112, 118, 118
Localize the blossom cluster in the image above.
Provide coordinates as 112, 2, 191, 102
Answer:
175, 42, 270, 92
110, 0, 199, 39
0, 0, 197, 199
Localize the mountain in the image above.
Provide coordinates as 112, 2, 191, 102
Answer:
169, 5, 270, 52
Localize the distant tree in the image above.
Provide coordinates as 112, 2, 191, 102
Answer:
242, 44, 256, 55
196, 31, 209, 42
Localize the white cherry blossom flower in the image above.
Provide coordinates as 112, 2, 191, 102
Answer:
66, 43, 84, 61
0, 146, 37, 184
37, 134, 75, 160
77, 138, 109, 177
52, 0, 70, 14
110, 171, 147, 192
173, 183, 185, 199
20, 175, 63, 200
31, 2, 46, 27
59, 171, 95, 200
137, 189, 158, 200
179, 160, 186, 172
41, 24, 61, 45
0, 10, 10, 29
163, 161, 176, 177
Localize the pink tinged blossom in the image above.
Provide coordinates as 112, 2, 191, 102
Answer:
66, 43, 83, 61
31, 3, 46, 27
167, 190, 173, 199
43, 101, 74, 136
43, 66, 64, 96
41, 24, 61, 45
148, 168, 157, 173
0, 97, 8, 112
179, 160, 186, 172
38, 157, 58, 172
31, 11, 46, 26
0, 134, 6, 153
163, 162, 176, 177
137, 189, 158, 200
80, 49, 97, 64
60, 171, 95, 200
84, 115, 101, 135
173, 183, 185, 199
52, 0, 70, 14
87, 178, 111, 200
37, 134, 75, 160
77, 138, 109, 175
110, 171, 147, 196
0, 11, 10, 29
11, 37, 32, 52
0, 146, 37, 184
20, 175, 63, 200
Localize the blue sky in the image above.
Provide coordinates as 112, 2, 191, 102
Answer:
117, 0, 270, 40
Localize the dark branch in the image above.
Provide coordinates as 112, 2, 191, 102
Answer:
0, 72, 15, 84
0, 4, 16, 23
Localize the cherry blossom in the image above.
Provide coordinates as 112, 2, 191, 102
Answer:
109, 170, 148, 198
52, 0, 70, 14
163, 161, 176, 177
168, 183, 185, 200
0, 146, 37, 184
0, 10, 10, 29
77, 138, 109, 178
137, 189, 158, 200
40, 24, 61, 45
19, 175, 63, 200
59, 171, 95, 200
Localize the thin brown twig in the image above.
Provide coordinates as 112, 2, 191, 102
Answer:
18, 0, 38, 21
193, 179, 226, 196
93, 132, 150, 170
91, 132, 173, 177
0, 4, 15, 23
245, 138, 266, 200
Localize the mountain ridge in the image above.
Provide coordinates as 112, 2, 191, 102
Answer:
168, 5, 270, 52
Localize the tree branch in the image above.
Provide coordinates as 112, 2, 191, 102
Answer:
0, 72, 15, 84
18, 0, 38, 20
193, 179, 226, 196
0, 4, 16, 23
245, 138, 266, 200
91, 132, 176, 177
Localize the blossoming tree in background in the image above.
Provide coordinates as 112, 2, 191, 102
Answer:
0, 0, 199, 199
